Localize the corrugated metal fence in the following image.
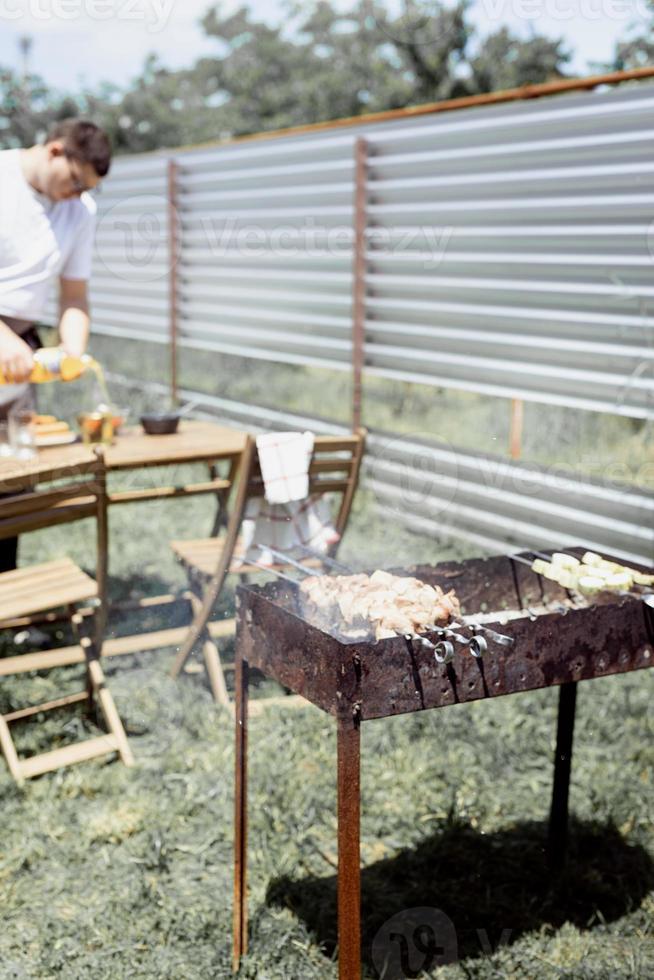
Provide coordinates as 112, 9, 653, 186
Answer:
44, 77, 654, 561
53, 78, 654, 419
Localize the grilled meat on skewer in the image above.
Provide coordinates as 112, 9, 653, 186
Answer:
299, 569, 460, 641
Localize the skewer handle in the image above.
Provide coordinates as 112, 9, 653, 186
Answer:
474, 624, 514, 647
469, 636, 488, 659
433, 641, 455, 664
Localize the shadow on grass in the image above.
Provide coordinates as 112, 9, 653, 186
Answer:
108, 571, 187, 607
267, 818, 654, 974
106, 572, 199, 645
0, 573, 190, 660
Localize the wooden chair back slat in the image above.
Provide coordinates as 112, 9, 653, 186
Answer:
0, 498, 97, 540
308, 478, 352, 494
0, 452, 103, 527
309, 457, 354, 475
0, 480, 101, 518
313, 436, 361, 451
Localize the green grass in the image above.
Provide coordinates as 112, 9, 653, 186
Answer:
0, 339, 652, 978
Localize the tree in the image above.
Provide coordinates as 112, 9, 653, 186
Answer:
0, 68, 53, 147
67, 56, 220, 155
2, 1, 573, 154
156, 0, 569, 142
468, 28, 571, 94
611, 1, 654, 69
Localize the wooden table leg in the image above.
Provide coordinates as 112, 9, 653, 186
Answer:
337, 713, 361, 980
547, 681, 577, 868
233, 649, 249, 972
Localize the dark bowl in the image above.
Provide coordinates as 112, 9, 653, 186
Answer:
140, 412, 180, 435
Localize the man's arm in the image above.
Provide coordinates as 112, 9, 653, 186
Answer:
58, 277, 90, 358
0, 318, 35, 382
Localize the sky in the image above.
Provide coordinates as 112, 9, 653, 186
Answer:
0, 0, 646, 94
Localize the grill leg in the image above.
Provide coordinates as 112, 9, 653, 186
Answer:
337, 714, 361, 980
233, 650, 249, 972
547, 681, 577, 869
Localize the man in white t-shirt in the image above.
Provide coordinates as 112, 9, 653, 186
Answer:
0, 118, 110, 399
0, 118, 111, 570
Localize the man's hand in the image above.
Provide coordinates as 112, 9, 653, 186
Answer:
0, 327, 34, 383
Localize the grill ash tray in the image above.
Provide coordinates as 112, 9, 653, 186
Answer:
236, 551, 654, 721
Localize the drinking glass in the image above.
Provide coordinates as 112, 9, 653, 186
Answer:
0, 421, 14, 458
9, 409, 37, 460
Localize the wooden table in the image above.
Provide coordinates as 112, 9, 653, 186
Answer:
0, 420, 248, 666
0, 420, 247, 497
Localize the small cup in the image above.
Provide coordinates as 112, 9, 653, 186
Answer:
78, 411, 114, 445
9, 410, 37, 460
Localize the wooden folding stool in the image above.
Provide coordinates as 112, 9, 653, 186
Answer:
0, 451, 133, 783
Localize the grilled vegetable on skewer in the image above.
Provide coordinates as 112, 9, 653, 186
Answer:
528, 549, 653, 595
581, 551, 654, 586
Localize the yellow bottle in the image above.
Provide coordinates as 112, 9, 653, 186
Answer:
0, 348, 93, 384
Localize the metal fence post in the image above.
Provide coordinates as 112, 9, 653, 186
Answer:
510, 398, 524, 459
352, 138, 367, 432
167, 158, 179, 406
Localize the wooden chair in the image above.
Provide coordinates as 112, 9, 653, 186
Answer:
169, 429, 366, 705
0, 451, 133, 783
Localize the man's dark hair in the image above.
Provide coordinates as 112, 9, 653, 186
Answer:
44, 119, 112, 178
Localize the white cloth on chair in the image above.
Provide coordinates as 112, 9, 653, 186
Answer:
239, 495, 340, 566
255, 430, 314, 504
237, 431, 340, 567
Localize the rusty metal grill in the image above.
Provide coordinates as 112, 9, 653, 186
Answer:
232, 547, 654, 980
235, 549, 654, 721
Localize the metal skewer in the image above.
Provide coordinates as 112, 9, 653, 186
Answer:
244, 556, 303, 587
256, 544, 328, 579
508, 552, 537, 570
294, 544, 352, 573
459, 619, 512, 649
261, 544, 514, 658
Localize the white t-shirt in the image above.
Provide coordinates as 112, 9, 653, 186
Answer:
0, 148, 97, 323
